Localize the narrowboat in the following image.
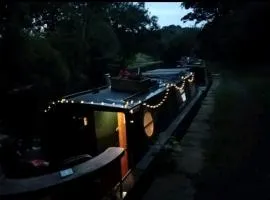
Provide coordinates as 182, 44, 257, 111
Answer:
0, 62, 208, 200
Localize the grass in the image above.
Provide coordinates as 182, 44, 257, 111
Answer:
194, 68, 270, 200
129, 61, 163, 69
128, 53, 162, 69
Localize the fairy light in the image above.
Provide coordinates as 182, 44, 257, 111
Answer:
142, 87, 170, 109
124, 102, 129, 108
142, 73, 192, 110
174, 81, 185, 92
187, 74, 194, 83
130, 109, 134, 114
47, 72, 194, 112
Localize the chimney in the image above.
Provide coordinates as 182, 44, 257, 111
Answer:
104, 73, 111, 87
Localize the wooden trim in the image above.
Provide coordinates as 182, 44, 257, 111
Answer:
117, 112, 129, 178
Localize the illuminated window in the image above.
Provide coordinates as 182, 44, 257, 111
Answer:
143, 111, 154, 137
83, 117, 88, 126
181, 93, 187, 102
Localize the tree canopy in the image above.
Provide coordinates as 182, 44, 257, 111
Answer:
181, 1, 270, 65
0, 2, 200, 135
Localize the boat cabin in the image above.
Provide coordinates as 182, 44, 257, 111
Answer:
43, 68, 196, 179
0, 65, 207, 199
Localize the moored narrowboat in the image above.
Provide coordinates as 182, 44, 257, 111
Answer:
0, 62, 209, 200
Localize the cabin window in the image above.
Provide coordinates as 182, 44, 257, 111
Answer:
83, 117, 88, 126
181, 93, 187, 102
143, 111, 154, 137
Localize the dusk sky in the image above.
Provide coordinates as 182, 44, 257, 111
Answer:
145, 2, 198, 27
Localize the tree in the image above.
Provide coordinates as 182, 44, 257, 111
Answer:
181, 1, 270, 64
159, 26, 200, 63
106, 2, 159, 62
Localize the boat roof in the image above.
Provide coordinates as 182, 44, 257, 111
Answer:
142, 68, 189, 81
46, 68, 192, 112
62, 84, 167, 111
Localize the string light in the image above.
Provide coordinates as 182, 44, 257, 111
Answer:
124, 102, 129, 108
142, 88, 170, 109
45, 72, 195, 112
174, 81, 185, 92
188, 74, 194, 83
141, 72, 194, 110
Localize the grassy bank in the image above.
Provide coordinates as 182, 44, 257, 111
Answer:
194, 68, 270, 200
129, 61, 163, 69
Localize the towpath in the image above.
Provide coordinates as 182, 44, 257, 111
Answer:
141, 75, 220, 200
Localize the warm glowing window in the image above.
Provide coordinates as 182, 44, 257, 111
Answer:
143, 111, 154, 137
181, 92, 187, 102
83, 117, 88, 126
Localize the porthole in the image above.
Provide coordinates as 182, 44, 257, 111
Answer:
143, 111, 154, 137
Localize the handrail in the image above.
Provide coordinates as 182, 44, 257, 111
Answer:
63, 85, 109, 99
0, 147, 124, 196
